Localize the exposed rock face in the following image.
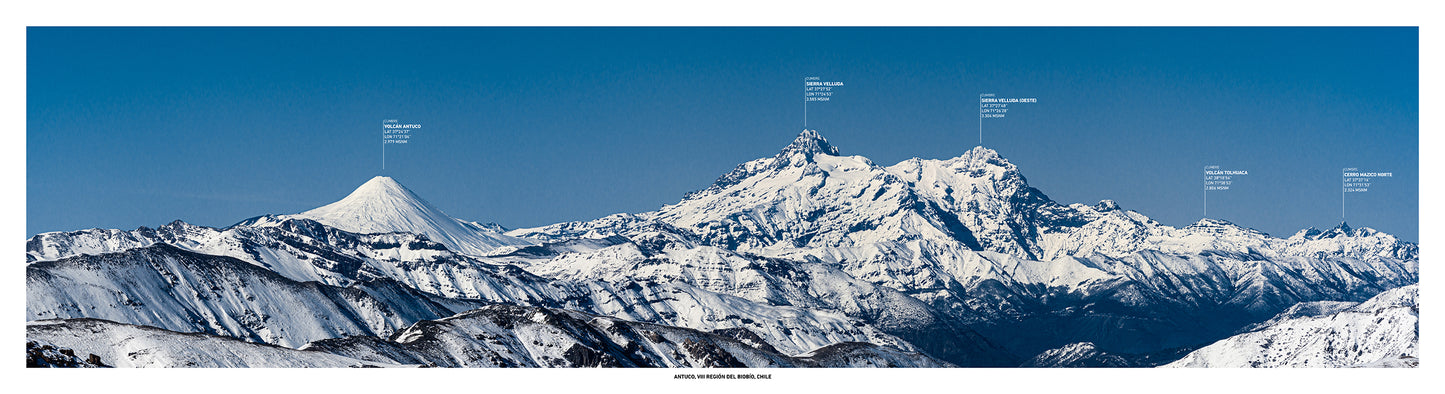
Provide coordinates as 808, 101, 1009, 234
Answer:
26, 129, 1417, 368
1165, 285, 1418, 368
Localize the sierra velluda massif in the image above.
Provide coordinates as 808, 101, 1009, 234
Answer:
26, 130, 1418, 368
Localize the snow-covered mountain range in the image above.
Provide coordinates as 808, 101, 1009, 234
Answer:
29, 310, 947, 368
1164, 284, 1418, 367
507, 130, 1417, 357
26, 129, 1418, 367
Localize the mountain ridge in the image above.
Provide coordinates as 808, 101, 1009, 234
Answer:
503, 129, 1415, 357
25, 128, 1418, 368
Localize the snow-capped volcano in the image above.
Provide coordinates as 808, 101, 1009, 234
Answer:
25, 128, 1418, 368
292, 176, 532, 256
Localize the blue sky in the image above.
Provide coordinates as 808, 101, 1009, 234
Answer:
27, 27, 1418, 240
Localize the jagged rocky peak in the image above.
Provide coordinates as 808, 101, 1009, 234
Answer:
948, 146, 1033, 191
1289, 221, 1381, 241
960, 145, 1008, 166
1093, 200, 1121, 212
890, 145, 1030, 190
1189, 218, 1235, 227
1292, 227, 1323, 240
1189, 218, 1253, 231
688, 129, 850, 197
889, 145, 1014, 180
1319, 221, 1374, 238
1184, 218, 1271, 238
780, 129, 841, 159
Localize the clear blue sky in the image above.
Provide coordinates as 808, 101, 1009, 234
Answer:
27, 27, 1418, 241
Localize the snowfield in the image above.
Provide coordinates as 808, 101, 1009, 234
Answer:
27, 319, 398, 368
1165, 285, 1418, 368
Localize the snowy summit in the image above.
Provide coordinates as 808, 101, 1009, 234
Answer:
24, 129, 1419, 369
297, 176, 532, 256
